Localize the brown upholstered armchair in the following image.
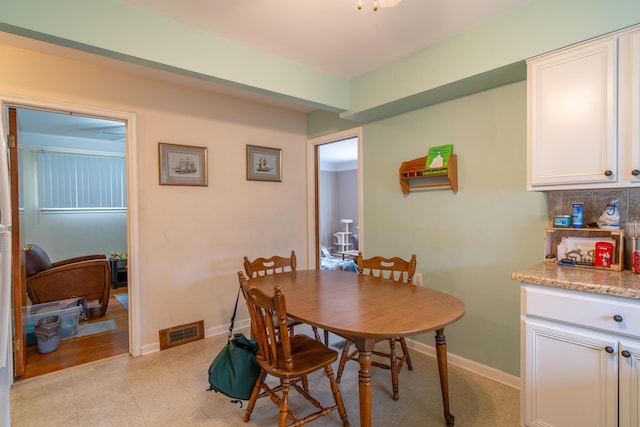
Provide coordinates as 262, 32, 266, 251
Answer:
25, 244, 111, 316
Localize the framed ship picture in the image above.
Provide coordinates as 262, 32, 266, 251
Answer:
159, 142, 208, 186
246, 145, 282, 182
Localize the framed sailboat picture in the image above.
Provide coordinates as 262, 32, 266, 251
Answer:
246, 145, 282, 182
159, 142, 208, 186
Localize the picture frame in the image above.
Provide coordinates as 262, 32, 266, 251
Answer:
158, 142, 208, 186
246, 145, 282, 182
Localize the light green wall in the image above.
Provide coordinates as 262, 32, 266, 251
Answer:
361, 81, 546, 375
347, 0, 640, 121
308, 86, 543, 375
307, 110, 361, 139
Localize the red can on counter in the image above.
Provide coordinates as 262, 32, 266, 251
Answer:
595, 242, 613, 268
634, 251, 640, 274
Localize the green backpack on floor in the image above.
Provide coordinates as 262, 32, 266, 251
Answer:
207, 285, 261, 403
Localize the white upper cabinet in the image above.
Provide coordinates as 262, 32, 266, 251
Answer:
619, 29, 640, 185
528, 37, 617, 189
527, 26, 640, 190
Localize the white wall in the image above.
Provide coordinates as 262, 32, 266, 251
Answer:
319, 169, 358, 252
0, 40, 308, 351
20, 149, 127, 261
318, 170, 337, 249
336, 169, 359, 248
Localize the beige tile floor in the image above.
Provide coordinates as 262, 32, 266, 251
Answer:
10, 327, 520, 426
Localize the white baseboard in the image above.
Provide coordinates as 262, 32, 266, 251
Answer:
405, 337, 520, 390
140, 342, 160, 355
204, 319, 251, 339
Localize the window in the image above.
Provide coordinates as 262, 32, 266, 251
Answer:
36, 151, 126, 211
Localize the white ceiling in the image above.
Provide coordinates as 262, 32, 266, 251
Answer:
17, 109, 124, 141
120, 0, 530, 79
15, 108, 126, 152
319, 138, 358, 171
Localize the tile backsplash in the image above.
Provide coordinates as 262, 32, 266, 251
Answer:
547, 188, 640, 235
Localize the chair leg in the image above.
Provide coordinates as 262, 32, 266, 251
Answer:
399, 337, 413, 370
312, 326, 322, 342
336, 340, 351, 383
324, 365, 350, 426
278, 378, 291, 427
100, 298, 108, 316
389, 338, 399, 400
324, 329, 330, 346
243, 369, 266, 422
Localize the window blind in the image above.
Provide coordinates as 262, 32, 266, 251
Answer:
36, 151, 126, 210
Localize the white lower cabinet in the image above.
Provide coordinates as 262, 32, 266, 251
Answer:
619, 340, 640, 427
521, 284, 640, 427
524, 318, 618, 426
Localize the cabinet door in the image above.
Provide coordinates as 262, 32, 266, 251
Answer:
619, 339, 640, 427
523, 318, 618, 427
528, 38, 617, 189
619, 28, 640, 183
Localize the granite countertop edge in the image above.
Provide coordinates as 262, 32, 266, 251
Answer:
512, 262, 640, 300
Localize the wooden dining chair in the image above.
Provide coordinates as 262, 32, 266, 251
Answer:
238, 273, 350, 427
244, 251, 320, 340
336, 251, 417, 401
244, 251, 298, 332
243, 250, 297, 277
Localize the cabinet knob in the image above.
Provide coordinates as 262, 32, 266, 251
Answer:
605, 346, 615, 354
604, 170, 613, 177
613, 314, 624, 323
633, 170, 640, 176
622, 350, 632, 358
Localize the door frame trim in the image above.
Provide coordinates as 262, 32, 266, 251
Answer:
306, 128, 363, 269
0, 94, 141, 371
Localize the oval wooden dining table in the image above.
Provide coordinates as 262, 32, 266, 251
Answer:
245, 269, 466, 427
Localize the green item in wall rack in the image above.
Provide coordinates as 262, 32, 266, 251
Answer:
425, 144, 454, 175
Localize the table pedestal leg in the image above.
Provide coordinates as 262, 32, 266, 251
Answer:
435, 328, 455, 427
357, 349, 373, 427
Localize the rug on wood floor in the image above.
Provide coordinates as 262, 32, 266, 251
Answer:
114, 293, 128, 310
62, 319, 117, 340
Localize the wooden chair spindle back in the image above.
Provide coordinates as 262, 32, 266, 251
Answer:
243, 250, 297, 278
338, 252, 419, 401
238, 273, 293, 372
356, 251, 417, 283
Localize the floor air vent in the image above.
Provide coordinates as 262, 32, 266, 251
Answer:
159, 320, 204, 350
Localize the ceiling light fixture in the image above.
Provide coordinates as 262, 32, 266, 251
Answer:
357, 0, 379, 11
357, 0, 403, 11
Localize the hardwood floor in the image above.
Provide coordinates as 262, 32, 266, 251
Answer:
18, 288, 129, 381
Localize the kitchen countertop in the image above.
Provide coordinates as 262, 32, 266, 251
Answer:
512, 262, 640, 300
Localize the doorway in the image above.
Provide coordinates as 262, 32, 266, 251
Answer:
2, 99, 137, 380
307, 128, 363, 268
